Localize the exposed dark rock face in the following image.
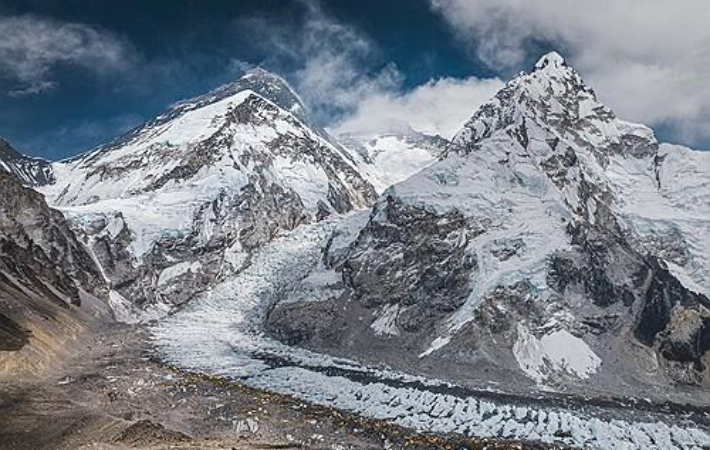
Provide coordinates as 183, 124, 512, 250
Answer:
0, 138, 54, 187
0, 170, 107, 371
0, 171, 105, 305
267, 300, 347, 347
86, 213, 137, 288
343, 197, 479, 332
633, 260, 710, 382
548, 223, 638, 309
463, 281, 552, 342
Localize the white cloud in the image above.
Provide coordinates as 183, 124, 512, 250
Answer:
0, 15, 133, 96
429, 0, 710, 147
235, 0, 401, 123
237, 0, 502, 140
290, 1, 404, 120
334, 75, 503, 139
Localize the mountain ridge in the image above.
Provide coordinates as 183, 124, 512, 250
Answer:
0, 138, 55, 187
0, 169, 108, 375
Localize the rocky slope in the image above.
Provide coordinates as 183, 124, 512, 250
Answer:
0, 168, 107, 375
39, 68, 378, 321
0, 138, 54, 186
265, 52, 710, 401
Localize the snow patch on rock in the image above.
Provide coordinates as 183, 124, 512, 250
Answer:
157, 261, 202, 286
371, 304, 401, 337
513, 324, 602, 383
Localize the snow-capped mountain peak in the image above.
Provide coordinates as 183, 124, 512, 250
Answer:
72, 68, 313, 167
533, 50, 567, 71
449, 50, 662, 217
39, 72, 377, 319
265, 51, 710, 405
168, 67, 308, 125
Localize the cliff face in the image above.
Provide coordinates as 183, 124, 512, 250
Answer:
0, 138, 54, 187
0, 169, 107, 375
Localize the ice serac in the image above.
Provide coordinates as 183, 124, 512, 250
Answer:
39, 68, 378, 321
0, 138, 55, 186
265, 52, 710, 401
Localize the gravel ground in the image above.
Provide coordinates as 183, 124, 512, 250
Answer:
0, 323, 568, 450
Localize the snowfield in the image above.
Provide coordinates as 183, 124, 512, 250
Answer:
337, 130, 444, 193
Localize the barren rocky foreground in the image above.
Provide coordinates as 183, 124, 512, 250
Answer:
0, 323, 565, 450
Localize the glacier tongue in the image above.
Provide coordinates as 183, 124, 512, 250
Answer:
152, 215, 710, 450
152, 218, 341, 375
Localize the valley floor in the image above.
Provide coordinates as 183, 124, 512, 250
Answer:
0, 323, 563, 450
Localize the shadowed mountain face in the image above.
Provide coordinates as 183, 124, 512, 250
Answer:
0, 168, 107, 371
265, 53, 710, 399
0, 312, 29, 351
0, 138, 54, 187
0, 171, 105, 305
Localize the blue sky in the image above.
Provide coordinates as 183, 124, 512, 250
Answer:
0, 0, 491, 159
0, 0, 708, 159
